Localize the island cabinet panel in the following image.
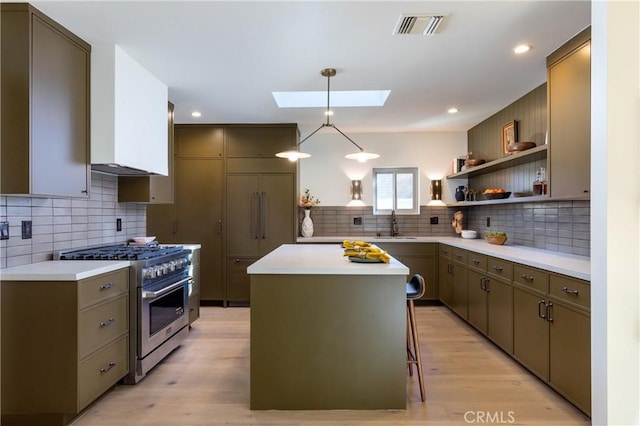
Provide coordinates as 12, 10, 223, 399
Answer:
250, 274, 406, 410
1, 269, 129, 425
1, 4, 90, 197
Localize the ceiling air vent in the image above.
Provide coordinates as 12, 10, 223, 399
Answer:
393, 14, 447, 36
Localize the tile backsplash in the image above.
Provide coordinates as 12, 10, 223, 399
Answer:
0, 173, 146, 268
300, 200, 590, 257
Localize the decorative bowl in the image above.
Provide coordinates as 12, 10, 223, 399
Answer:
132, 236, 156, 244
461, 230, 477, 239
465, 158, 486, 167
506, 141, 536, 152
485, 234, 507, 245
483, 191, 511, 200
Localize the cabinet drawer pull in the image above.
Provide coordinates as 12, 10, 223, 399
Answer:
99, 317, 116, 327
99, 282, 115, 290
560, 286, 579, 296
520, 274, 534, 282
471, 258, 480, 264
537, 300, 546, 319
441, 250, 449, 255
100, 362, 116, 374
455, 253, 462, 258
492, 265, 503, 272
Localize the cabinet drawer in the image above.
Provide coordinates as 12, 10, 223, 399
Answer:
487, 257, 513, 281
78, 335, 128, 410
439, 244, 452, 259
468, 252, 487, 271
549, 274, 590, 309
78, 269, 128, 308
451, 248, 468, 264
79, 294, 129, 358
514, 264, 548, 294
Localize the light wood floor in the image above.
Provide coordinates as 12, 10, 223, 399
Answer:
72, 306, 591, 425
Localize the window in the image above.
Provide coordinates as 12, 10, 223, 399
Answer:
372, 167, 420, 215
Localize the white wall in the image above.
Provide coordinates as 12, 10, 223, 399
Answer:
298, 131, 467, 206
591, 1, 640, 424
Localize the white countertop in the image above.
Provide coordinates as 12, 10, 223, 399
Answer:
298, 236, 590, 280
0, 260, 130, 281
247, 244, 410, 276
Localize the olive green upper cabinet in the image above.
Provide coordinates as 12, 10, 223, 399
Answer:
225, 124, 298, 158
547, 27, 591, 198
1, 4, 90, 197
118, 102, 175, 203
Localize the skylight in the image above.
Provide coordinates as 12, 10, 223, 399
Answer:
272, 90, 391, 108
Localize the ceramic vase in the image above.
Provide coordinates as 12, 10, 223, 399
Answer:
301, 209, 314, 237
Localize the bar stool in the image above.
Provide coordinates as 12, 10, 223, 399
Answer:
406, 274, 426, 402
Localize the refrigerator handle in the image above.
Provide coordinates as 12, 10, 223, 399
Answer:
261, 191, 266, 239
253, 192, 260, 239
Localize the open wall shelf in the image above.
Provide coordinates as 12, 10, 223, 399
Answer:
446, 145, 548, 179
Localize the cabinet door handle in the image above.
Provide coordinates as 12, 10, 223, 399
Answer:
253, 192, 260, 239
484, 277, 490, 292
537, 300, 547, 319
261, 191, 266, 239
172, 221, 178, 235
560, 286, 579, 296
492, 265, 503, 272
218, 219, 223, 235
99, 317, 116, 328
520, 274, 534, 282
100, 362, 116, 374
480, 277, 485, 291
546, 302, 554, 323
99, 282, 115, 290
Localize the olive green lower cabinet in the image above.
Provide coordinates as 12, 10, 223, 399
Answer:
513, 267, 591, 416
1, 268, 130, 425
439, 245, 591, 416
375, 243, 438, 300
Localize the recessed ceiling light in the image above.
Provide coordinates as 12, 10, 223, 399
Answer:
448, 107, 458, 114
191, 111, 202, 118
272, 90, 391, 108
513, 44, 531, 54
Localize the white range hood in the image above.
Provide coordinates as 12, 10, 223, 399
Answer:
91, 44, 168, 176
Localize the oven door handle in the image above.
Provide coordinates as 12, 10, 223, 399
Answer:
142, 277, 192, 299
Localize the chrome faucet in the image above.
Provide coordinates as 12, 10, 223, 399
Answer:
390, 210, 399, 237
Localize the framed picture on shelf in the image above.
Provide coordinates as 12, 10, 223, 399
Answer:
502, 120, 518, 154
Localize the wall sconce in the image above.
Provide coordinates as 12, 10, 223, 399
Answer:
350, 180, 363, 200
430, 179, 442, 201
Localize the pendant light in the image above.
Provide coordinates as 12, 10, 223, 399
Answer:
275, 68, 380, 162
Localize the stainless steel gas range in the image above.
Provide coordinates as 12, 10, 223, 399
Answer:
56, 243, 193, 384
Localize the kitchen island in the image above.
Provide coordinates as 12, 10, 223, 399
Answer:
247, 243, 410, 410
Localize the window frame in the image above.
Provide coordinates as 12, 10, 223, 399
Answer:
372, 167, 420, 215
